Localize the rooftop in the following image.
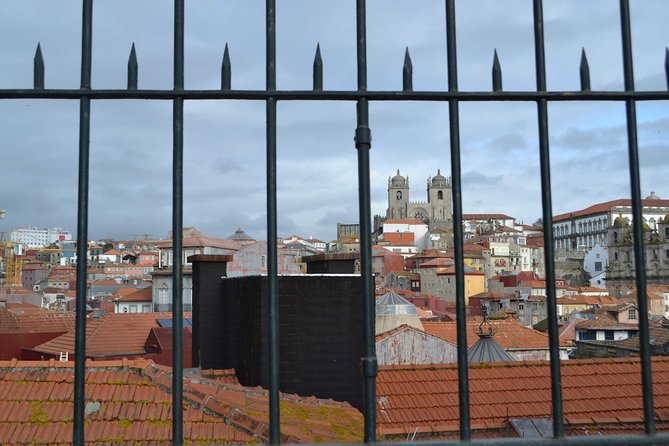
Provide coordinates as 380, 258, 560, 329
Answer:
376, 357, 669, 438
423, 319, 570, 349
0, 358, 363, 444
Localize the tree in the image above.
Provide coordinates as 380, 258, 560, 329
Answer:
532, 218, 543, 226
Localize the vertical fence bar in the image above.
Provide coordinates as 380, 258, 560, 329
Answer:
355, 0, 376, 443
172, 0, 185, 444
444, 0, 471, 440
532, 0, 565, 438
266, 0, 280, 443
619, 0, 655, 434
73, 1, 93, 444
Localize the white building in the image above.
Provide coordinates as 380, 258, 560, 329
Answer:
382, 219, 429, 251
10, 226, 72, 248
553, 193, 669, 251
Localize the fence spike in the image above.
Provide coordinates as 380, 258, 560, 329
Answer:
492, 49, 502, 92
221, 43, 231, 91
665, 47, 668, 91
313, 43, 323, 91
127, 43, 138, 90
403, 47, 413, 92
580, 47, 591, 92
34, 43, 44, 90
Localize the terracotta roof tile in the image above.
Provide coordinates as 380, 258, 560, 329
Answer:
377, 357, 669, 437
553, 198, 669, 222
423, 319, 570, 349
0, 359, 363, 444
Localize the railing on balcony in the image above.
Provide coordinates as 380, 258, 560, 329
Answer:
1, 1, 669, 445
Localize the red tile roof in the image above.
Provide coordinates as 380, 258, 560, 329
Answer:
553, 198, 669, 222
0, 359, 363, 444
423, 319, 570, 349
115, 286, 153, 303
376, 357, 669, 437
463, 214, 514, 220
30, 312, 177, 357
0, 306, 75, 334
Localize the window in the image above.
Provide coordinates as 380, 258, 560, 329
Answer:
130, 305, 137, 313
595, 261, 602, 272
437, 190, 443, 200
605, 330, 614, 341
518, 304, 524, 310
629, 308, 637, 320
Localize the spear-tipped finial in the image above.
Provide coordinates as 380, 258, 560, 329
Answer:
34, 43, 44, 90
665, 47, 668, 91
403, 47, 413, 92
127, 43, 138, 90
222, 43, 231, 91
580, 47, 591, 92
313, 43, 323, 91
492, 49, 502, 92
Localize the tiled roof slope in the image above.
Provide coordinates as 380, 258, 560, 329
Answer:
0, 359, 363, 444
376, 357, 669, 437
423, 319, 570, 349
31, 312, 181, 357
553, 198, 669, 222
0, 305, 75, 334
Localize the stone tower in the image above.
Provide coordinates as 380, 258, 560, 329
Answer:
387, 170, 409, 220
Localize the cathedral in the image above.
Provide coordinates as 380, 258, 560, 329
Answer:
384, 169, 453, 230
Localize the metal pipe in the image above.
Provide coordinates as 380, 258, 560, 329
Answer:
73, 0, 93, 444
532, 0, 565, 437
266, 0, 280, 443
0, 89, 667, 101
172, 0, 185, 444
355, 0, 376, 443
445, 0, 470, 439
620, 0, 654, 434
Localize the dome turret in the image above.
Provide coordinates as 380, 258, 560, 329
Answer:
390, 169, 407, 187
646, 191, 661, 200
613, 215, 627, 228
430, 169, 449, 188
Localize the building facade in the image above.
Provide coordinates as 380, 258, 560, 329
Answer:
384, 170, 453, 230
553, 193, 669, 251
9, 226, 72, 249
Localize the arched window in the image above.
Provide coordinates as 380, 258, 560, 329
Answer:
437, 190, 443, 200
665, 227, 669, 238
614, 231, 618, 243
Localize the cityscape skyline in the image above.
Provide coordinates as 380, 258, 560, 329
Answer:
0, 1, 667, 242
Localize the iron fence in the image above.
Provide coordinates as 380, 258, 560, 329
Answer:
1, 0, 669, 445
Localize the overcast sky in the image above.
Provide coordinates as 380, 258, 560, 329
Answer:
0, 0, 667, 243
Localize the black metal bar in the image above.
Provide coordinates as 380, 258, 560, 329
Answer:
533, 0, 565, 438
34, 43, 44, 90
266, 0, 280, 443
73, 0, 92, 444
336, 432, 669, 446
403, 47, 413, 92
172, 0, 185, 444
355, 0, 376, 443
492, 49, 502, 92
222, 43, 231, 91
665, 47, 668, 90
620, 0, 654, 434
580, 48, 591, 92
1, 89, 667, 101
128, 43, 138, 90
445, 0, 471, 440
313, 43, 323, 91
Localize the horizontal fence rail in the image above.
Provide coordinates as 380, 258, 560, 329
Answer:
1, 0, 667, 445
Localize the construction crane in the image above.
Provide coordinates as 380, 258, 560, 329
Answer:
0, 209, 22, 292
3, 241, 22, 291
